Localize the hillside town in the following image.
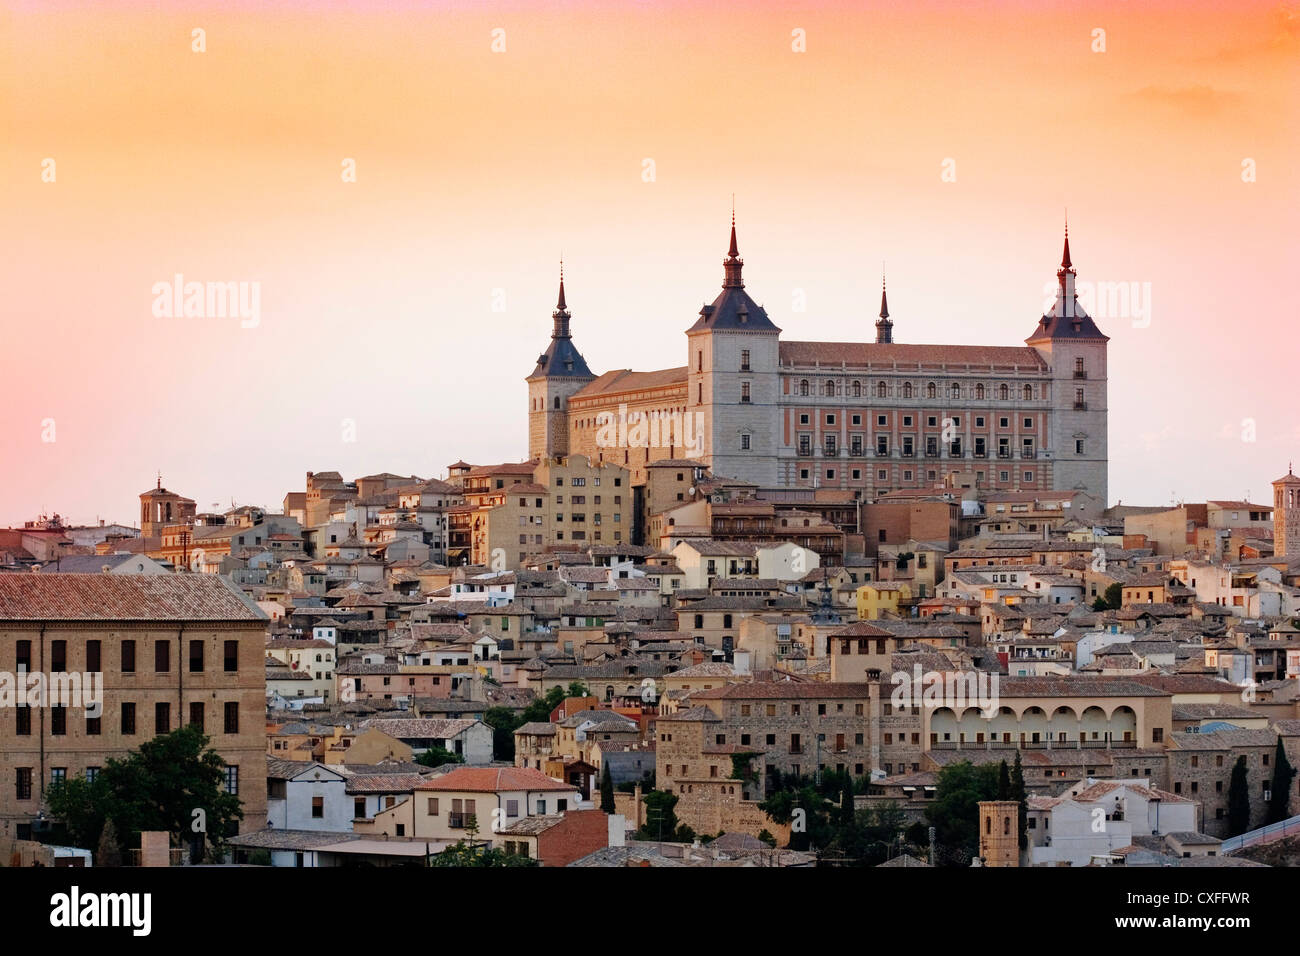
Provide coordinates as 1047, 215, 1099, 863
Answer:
3, 451, 1298, 869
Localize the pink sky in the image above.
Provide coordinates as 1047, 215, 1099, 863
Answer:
2, 0, 1298, 525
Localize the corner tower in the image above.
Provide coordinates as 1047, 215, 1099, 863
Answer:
1026, 223, 1109, 514
526, 263, 596, 460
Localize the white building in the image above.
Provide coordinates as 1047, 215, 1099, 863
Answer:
1027, 778, 1196, 867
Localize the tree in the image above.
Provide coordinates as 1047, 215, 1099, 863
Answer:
1011, 752, 1028, 850
566, 681, 590, 700
520, 686, 566, 724
430, 840, 540, 867
1096, 582, 1123, 610
839, 777, 855, 827
636, 790, 680, 841
600, 762, 616, 813
757, 829, 777, 848
95, 819, 123, 868
484, 706, 522, 762
1267, 738, 1296, 825
997, 760, 1011, 801
1227, 754, 1251, 837
45, 725, 243, 862
924, 761, 999, 866
415, 746, 464, 769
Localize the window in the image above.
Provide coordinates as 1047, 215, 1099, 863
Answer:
121, 640, 136, 673
224, 766, 239, 796
155, 702, 170, 734
1075, 439, 1084, 455
189, 702, 204, 730
16, 768, 32, 801
51, 706, 66, 736
740, 349, 750, 371
121, 702, 136, 735
154, 640, 170, 673
741, 433, 751, 450
51, 640, 66, 672
224, 702, 239, 734
86, 640, 101, 672
224, 640, 239, 672
16, 706, 31, 736
16, 640, 31, 671
740, 382, 751, 403
312, 797, 324, 819
51, 768, 66, 787
189, 640, 204, 673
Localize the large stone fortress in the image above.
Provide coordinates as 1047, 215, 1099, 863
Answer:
527, 217, 1108, 511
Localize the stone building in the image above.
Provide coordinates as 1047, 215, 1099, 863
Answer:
0, 573, 269, 840
1273, 465, 1300, 558
527, 217, 1108, 513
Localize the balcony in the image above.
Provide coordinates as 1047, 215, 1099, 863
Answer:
900, 450, 914, 458
973, 450, 987, 459
1021, 449, 1037, 459
1073, 401, 1088, 410
849, 447, 865, 457
448, 813, 468, 829
1073, 370, 1088, 379
997, 450, 1012, 459
823, 447, 840, 457
797, 446, 813, 457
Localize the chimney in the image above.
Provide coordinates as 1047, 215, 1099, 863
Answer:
607, 813, 625, 848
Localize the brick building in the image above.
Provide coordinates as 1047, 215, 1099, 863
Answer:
0, 573, 269, 840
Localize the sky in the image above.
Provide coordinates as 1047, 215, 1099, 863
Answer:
2, 0, 1297, 526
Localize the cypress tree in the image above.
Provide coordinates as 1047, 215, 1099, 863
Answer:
600, 761, 616, 813
1267, 738, 1296, 824
1227, 754, 1251, 837
997, 760, 1011, 801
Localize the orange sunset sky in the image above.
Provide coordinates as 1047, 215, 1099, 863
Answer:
1, 0, 1297, 525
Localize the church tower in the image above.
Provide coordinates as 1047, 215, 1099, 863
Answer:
686, 210, 781, 486
1273, 466, 1300, 558
1026, 223, 1109, 515
526, 264, 596, 460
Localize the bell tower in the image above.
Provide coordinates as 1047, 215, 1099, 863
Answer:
1273, 465, 1300, 558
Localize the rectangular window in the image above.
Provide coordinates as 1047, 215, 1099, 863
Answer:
16, 706, 31, 736
312, 796, 324, 818
86, 640, 101, 673
224, 766, 238, 796
155, 702, 170, 734
121, 702, 136, 735
154, 640, 170, 673
188, 702, 204, 730
50, 706, 67, 736
224, 702, 239, 734
224, 640, 239, 672
121, 640, 136, 673
51, 640, 66, 672
189, 640, 204, 673
16, 640, 31, 671
86, 715, 101, 736
16, 768, 33, 801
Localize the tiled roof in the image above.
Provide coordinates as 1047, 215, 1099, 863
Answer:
690, 681, 873, 700
415, 766, 573, 793
0, 573, 266, 622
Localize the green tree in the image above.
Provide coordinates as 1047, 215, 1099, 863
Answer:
484, 706, 522, 762
520, 686, 566, 724
1011, 752, 1028, 850
600, 761, 616, 813
924, 761, 999, 866
1227, 754, 1251, 837
95, 818, 123, 868
431, 840, 540, 867
636, 790, 680, 842
566, 681, 590, 699
415, 746, 465, 769
1267, 738, 1296, 825
997, 760, 1011, 801
1094, 582, 1123, 610
839, 778, 855, 827
46, 725, 243, 862
757, 829, 777, 847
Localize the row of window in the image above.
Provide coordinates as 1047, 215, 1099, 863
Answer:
13, 701, 241, 737
12, 639, 240, 674
16, 765, 238, 800
791, 380, 1057, 400
795, 465, 1041, 484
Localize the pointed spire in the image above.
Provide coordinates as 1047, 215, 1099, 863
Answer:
875, 264, 894, 343
1061, 213, 1072, 270
556, 257, 567, 311
722, 198, 744, 288
879, 266, 890, 319
728, 195, 739, 258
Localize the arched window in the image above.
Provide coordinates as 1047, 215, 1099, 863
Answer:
927, 382, 937, 399
799, 379, 809, 396
877, 381, 888, 398
1003, 817, 1011, 836
999, 383, 1009, 401
852, 380, 862, 397
975, 383, 985, 400
950, 383, 961, 399
902, 382, 913, 398
1024, 384, 1033, 400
